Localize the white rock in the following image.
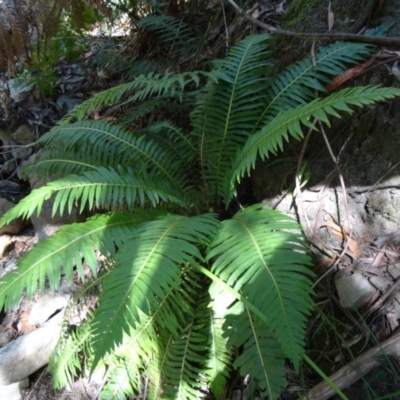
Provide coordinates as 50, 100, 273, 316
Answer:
0, 379, 29, 400
0, 320, 62, 385
29, 291, 71, 326
334, 271, 376, 309
0, 235, 13, 257
388, 264, 400, 279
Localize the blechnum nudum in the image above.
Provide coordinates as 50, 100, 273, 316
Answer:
1, 32, 399, 399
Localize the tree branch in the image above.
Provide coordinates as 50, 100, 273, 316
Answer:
225, 0, 400, 46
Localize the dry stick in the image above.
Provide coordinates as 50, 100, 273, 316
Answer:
225, 0, 400, 46
311, 126, 355, 290
220, 0, 229, 55
365, 278, 400, 318
294, 42, 317, 236
294, 125, 314, 236
304, 329, 400, 400
318, 121, 352, 233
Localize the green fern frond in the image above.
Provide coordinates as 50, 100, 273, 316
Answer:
0, 212, 158, 310
61, 71, 211, 124
256, 41, 374, 128
22, 153, 100, 180
145, 121, 198, 165
89, 214, 219, 369
230, 86, 400, 199
100, 361, 137, 400
224, 302, 287, 400
138, 15, 199, 55
30, 120, 191, 188
0, 167, 188, 227
104, 313, 161, 399
207, 205, 314, 368
192, 34, 271, 202
49, 321, 93, 389
204, 302, 231, 400
120, 97, 165, 125
160, 297, 212, 400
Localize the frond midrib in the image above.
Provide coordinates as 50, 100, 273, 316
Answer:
236, 214, 296, 357
246, 307, 273, 400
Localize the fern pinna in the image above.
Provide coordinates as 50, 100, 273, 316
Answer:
1, 34, 400, 399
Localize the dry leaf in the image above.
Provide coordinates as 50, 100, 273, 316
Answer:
321, 219, 343, 236
347, 236, 360, 258
376, 49, 400, 58
326, 58, 375, 91
246, 3, 259, 18
321, 219, 360, 257
275, 0, 286, 14
328, 1, 334, 31
392, 61, 400, 82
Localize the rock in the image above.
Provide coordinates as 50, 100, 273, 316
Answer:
0, 317, 62, 386
0, 330, 14, 347
0, 181, 21, 192
28, 290, 72, 326
0, 199, 29, 235
11, 146, 33, 160
0, 235, 13, 257
369, 275, 391, 292
56, 95, 83, 113
334, 270, 376, 309
12, 125, 36, 145
1, 78, 35, 103
0, 127, 11, 147
388, 264, 400, 279
4, 257, 17, 273
1, 159, 17, 175
0, 379, 29, 400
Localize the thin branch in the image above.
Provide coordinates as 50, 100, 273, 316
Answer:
304, 330, 400, 400
225, 0, 400, 46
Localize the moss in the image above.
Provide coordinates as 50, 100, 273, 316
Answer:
283, 0, 321, 29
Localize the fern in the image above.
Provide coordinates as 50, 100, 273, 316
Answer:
192, 34, 271, 203
231, 85, 400, 196
0, 211, 160, 310
208, 205, 314, 368
49, 321, 94, 390
138, 15, 200, 56
25, 120, 193, 191
1, 33, 400, 399
255, 41, 374, 128
61, 72, 213, 124
89, 214, 218, 366
224, 303, 287, 399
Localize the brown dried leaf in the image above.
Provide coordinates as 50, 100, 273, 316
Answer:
328, 2, 334, 32
326, 58, 375, 91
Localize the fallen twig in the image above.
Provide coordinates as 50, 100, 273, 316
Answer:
304, 329, 400, 400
